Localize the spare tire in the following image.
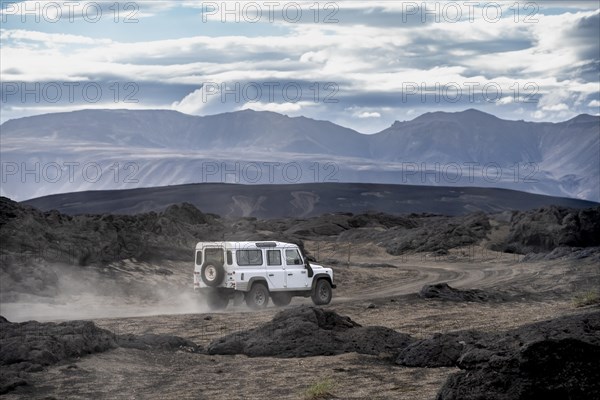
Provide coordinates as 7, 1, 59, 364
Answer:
201, 261, 225, 287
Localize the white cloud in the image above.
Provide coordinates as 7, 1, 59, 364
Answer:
300, 51, 328, 64
588, 100, 600, 108
240, 102, 308, 114
542, 103, 569, 112
532, 110, 546, 119
0, 1, 172, 19
171, 86, 218, 115
496, 96, 514, 105
357, 111, 381, 119
0, 3, 598, 127
1, 29, 112, 45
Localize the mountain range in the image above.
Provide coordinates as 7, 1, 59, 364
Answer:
1, 108, 598, 202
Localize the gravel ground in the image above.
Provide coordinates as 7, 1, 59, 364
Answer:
2, 244, 599, 399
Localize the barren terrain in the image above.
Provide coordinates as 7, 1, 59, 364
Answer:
2, 242, 599, 399
1, 198, 599, 398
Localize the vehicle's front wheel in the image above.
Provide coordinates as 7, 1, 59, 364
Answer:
204, 290, 229, 311
271, 292, 292, 307
246, 282, 270, 309
311, 279, 332, 305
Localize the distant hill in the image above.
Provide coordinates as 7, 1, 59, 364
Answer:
22, 183, 598, 218
2, 108, 598, 202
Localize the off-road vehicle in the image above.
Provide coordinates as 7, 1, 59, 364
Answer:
193, 241, 336, 310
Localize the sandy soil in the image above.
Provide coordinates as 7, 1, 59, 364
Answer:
3, 244, 599, 399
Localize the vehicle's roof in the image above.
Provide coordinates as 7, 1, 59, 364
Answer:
195, 241, 297, 250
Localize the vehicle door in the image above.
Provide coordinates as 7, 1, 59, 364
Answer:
265, 249, 286, 289
284, 248, 309, 289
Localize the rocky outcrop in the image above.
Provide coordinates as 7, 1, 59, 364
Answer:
208, 306, 413, 357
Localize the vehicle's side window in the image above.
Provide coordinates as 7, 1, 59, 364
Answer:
205, 248, 224, 264
195, 250, 202, 265
226, 250, 233, 265
285, 249, 302, 265
267, 250, 282, 266
237, 249, 263, 266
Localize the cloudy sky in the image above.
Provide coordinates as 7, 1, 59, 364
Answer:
1, 0, 599, 132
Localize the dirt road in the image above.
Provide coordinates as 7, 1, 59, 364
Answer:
2, 244, 599, 399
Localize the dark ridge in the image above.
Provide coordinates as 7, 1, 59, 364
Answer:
22, 183, 598, 218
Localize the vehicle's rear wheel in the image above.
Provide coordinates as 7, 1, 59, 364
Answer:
311, 279, 332, 305
271, 292, 292, 307
201, 261, 225, 287
246, 282, 270, 309
204, 290, 229, 311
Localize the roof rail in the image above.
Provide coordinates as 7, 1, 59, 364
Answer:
255, 241, 277, 247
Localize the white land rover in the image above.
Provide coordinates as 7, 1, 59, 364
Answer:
193, 241, 336, 310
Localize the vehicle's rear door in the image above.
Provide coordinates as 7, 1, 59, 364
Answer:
265, 249, 286, 289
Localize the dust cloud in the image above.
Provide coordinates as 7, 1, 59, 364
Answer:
0, 260, 209, 322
